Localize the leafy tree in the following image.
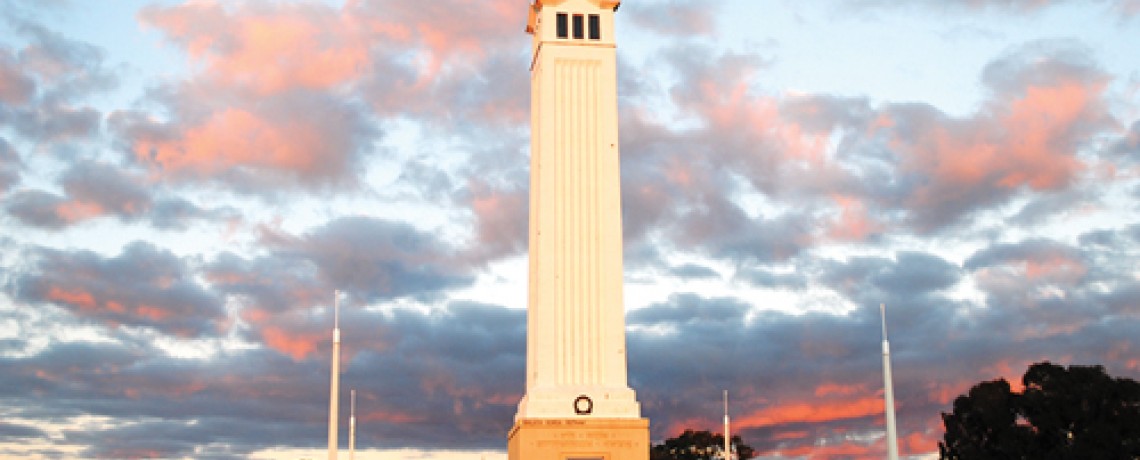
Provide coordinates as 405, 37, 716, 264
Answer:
650, 429, 757, 460
940, 361, 1140, 459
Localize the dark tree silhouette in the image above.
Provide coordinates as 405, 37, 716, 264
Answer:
650, 429, 757, 460
940, 361, 1140, 459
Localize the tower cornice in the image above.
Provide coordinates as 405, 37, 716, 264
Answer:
527, 0, 620, 34
534, 0, 620, 9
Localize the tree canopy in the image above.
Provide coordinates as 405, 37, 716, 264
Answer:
650, 429, 757, 460
939, 361, 1140, 459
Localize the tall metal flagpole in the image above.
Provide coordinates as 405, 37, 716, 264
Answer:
881, 304, 899, 460
328, 291, 341, 460
724, 390, 731, 460
349, 389, 356, 460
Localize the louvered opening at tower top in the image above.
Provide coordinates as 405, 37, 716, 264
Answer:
555, 13, 602, 40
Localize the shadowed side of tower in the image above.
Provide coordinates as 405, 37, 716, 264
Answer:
509, 1, 649, 459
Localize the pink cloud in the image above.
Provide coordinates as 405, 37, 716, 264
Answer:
131, 107, 348, 179
141, 2, 368, 95
0, 56, 36, 105
46, 286, 97, 311
769, 439, 878, 460
826, 195, 882, 242
128, 0, 528, 188
468, 180, 528, 260
903, 430, 940, 456
42, 283, 208, 337
360, 409, 427, 424
141, 0, 523, 97
348, 0, 521, 72
898, 79, 1108, 213
260, 325, 325, 361
1022, 255, 1086, 282
737, 397, 884, 429
660, 58, 856, 205
54, 200, 106, 223
814, 382, 867, 398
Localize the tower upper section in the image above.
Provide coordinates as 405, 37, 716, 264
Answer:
527, 0, 620, 67
516, 0, 636, 420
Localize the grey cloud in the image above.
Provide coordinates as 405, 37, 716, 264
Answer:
812, 252, 968, 338
1079, 224, 1140, 248
870, 251, 962, 295
0, 421, 45, 441
623, 238, 667, 272
981, 39, 1106, 95
0, 341, 144, 400
1, 338, 333, 457
65, 419, 259, 460
737, 267, 808, 290
148, 197, 226, 231
628, 293, 748, 327
618, 124, 682, 243
1079, 228, 1122, 248
0, 103, 100, 142
964, 238, 1081, 270
396, 159, 459, 204
0, 17, 114, 143
60, 161, 151, 218
779, 94, 876, 134
341, 301, 525, 449
13, 241, 226, 337
4, 280, 1139, 457
1111, 119, 1140, 159
678, 195, 812, 263
203, 251, 321, 314
467, 182, 530, 262
1009, 189, 1094, 226
619, 38, 1116, 238
625, 0, 720, 37
620, 72, 819, 260
955, 235, 1140, 345
626, 282, 1140, 452
9, 20, 116, 98
849, 0, 1112, 14
434, 50, 531, 128
207, 216, 473, 316
68, 432, 189, 459
668, 263, 721, 280
0, 137, 20, 193
5, 189, 68, 228
1, 160, 224, 230
627, 295, 887, 448
0, 49, 36, 105
284, 216, 473, 302
811, 251, 971, 323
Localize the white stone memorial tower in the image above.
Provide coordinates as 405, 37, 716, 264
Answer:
508, 1, 649, 459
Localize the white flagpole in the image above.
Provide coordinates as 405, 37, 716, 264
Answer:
328, 291, 342, 460
881, 304, 899, 460
349, 389, 356, 460
724, 390, 731, 460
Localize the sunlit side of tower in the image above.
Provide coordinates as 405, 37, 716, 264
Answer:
517, 0, 636, 420
509, 1, 648, 458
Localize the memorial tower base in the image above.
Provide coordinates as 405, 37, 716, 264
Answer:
508, 418, 649, 460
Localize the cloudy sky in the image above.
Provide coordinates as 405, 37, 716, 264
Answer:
1, 0, 1139, 458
